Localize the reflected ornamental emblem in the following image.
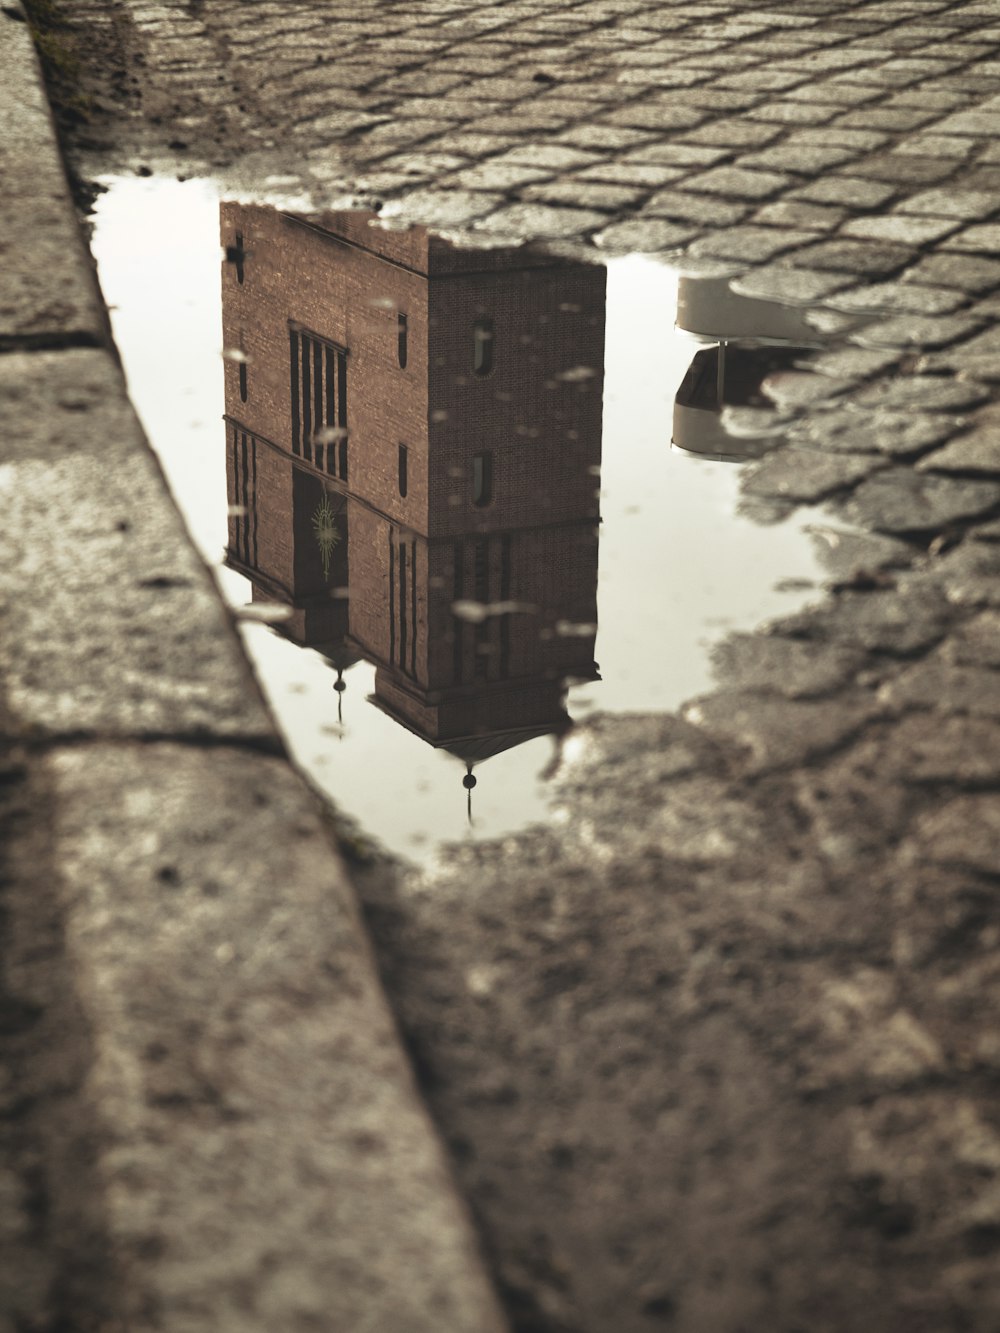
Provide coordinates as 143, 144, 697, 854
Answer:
312, 493, 341, 581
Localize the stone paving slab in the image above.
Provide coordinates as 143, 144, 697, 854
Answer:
0, 740, 507, 1333
0, 13, 510, 1329
0, 4, 105, 345
0, 349, 276, 743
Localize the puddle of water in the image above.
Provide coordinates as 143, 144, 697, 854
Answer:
89, 176, 831, 858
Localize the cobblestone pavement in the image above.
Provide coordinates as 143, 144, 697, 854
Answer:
28, 1, 1000, 1330
56, 0, 1000, 248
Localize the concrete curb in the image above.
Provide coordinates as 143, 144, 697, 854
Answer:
0, 5, 508, 1329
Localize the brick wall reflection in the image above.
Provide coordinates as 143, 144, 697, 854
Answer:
222, 205, 606, 766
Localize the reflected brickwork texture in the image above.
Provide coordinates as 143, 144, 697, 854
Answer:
222, 205, 605, 761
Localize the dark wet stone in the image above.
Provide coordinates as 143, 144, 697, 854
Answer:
940, 608, 1000, 667
793, 176, 898, 208
554, 714, 727, 799
743, 448, 887, 503
942, 323, 1000, 361
889, 713, 1000, 784
917, 407, 1000, 475
522, 180, 648, 212
752, 200, 847, 231
851, 378, 990, 413
740, 144, 861, 174
902, 794, 1000, 873
888, 858, 1000, 974
378, 189, 503, 227
903, 251, 1000, 295
775, 584, 955, 656
783, 240, 914, 276
805, 526, 915, 580
925, 353, 1000, 386
830, 281, 965, 316
720, 405, 791, 439
918, 538, 1000, 608
688, 226, 816, 263
790, 408, 966, 458
840, 214, 960, 245
682, 165, 792, 200
501, 144, 605, 171
711, 634, 866, 699
788, 972, 945, 1096
628, 142, 728, 168
847, 153, 959, 186
474, 202, 608, 239
926, 108, 1000, 137
641, 190, 750, 226
951, 165, 1000, 191
737, 494, 798, 526
805, 307, 868, 339
842, 469, 1000, 534
684, 690, 882, 772
761, 371, 856, 411
595, 217, 698, 253
578, 161, 685, 189
944, 223, 1000, 253
729, 266, 850, 304
921, 322, 1000, 381
896, 188, 1000, 220
850, 313, 986, 350
806, 347, 900, 381
878, 659, 1000, 718
789, 732, 916, 868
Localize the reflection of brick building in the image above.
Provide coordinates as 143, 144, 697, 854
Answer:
222, 205, 605, 762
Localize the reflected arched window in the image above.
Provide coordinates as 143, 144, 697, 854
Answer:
472, 451, 492, 507
473, 317, 494, 376
234, 231, 245, 285
398, 312, 408, 369
239, 359, 248, 403
398, 444, 408, 498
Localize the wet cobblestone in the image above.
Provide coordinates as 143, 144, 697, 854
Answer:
56, 0, 1000, 270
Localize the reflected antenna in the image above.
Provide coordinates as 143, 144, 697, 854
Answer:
463, 763, 477, 825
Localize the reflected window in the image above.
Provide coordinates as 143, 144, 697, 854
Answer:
234, 231, 245, 285
239, 358, 248, 403
398, 312, 408, 369
472, 451, 492, 507
473, 317, 494, 376
289, 325, 347, 465
398, 444, 408, 498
